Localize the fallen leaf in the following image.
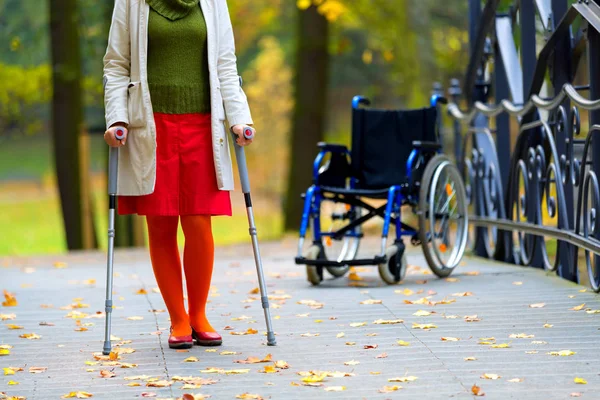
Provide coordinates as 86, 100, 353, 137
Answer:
200, 368, 250, 375
464, 357, 477, 361
1, 348, 12, 356
491, 343, 511, 348
441, 337, 460, 342
274, 360, 289, 369
412, 323, 437, 330
574, 377, 587, 384
529, 303, 545, 308
525, 351, 538, 354
571, 392, 582, 397
336, 332, 345, 338
248, 287, 260, 295
343, 360, 360, 366
472, 384, 485, 396
235, 354, 272, 364
349, 322, 367, 327
300, 332, 320, 337
235, 394, 263, 400
301, 373, 327, 383
230, 328, 258, 335
513, 281, 523, 285
451, 292, 473, 297
260, 365, 277, 374
83, 279, 96, 285
297, 299, 324, 309
348, 271, 363, 281
29, 367, 47, 374
548, 350, 576, 356
464, 315, 481, 322
345, 342, 356, 346
373, 319, 403, 325
360, 299, 382, 305
531, 341, 547, 345
389, 376, 418, 383
39, 321, 55, 326
543, 323, 553, 328
3, 367, 15, 375
7, 324, 24, 330
53, 261, 68, 268
135, 288, 148, 295
126, 316, 143, 321
363, 344, 378, 349
481, 373, 501, 380
141, 393, 157, 398
146, 380, 172, 387
99, 370, 116, 378
397, 340, 410, 346
509, 333, 534, 339
379, 385, 402, 393
184, 356, 199, 363
445, 278, 459, 282
19, 333, 41, 340
507, 378, 523, 383
0, 313, 16, 320
2, 290, 17, 307
324, 386, 346, 392
395, 289, 414, 296
376, 353, 388, 359
585, 309, 600, 314
570, 303, 586, 311
413, 310, 432, 317
8, 380, 19, 385
61, 392, 93, 399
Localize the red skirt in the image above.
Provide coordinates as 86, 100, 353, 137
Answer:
118, 113, 232, 216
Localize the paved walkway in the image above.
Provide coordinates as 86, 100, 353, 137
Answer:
1, 239, 600, 400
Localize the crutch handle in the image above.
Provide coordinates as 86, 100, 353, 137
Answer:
114, 127, 126, 141
243, 127, 255, 140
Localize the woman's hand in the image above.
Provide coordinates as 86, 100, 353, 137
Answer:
231, 124, 254, 147
104, 124, 129, 147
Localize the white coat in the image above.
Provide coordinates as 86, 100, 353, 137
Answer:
103, 0, 253, 195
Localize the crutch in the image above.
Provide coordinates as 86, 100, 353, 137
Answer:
232, 127, 276, 346
102, 127, 126, 355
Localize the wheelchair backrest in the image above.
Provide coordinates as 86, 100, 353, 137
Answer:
351, 106, 438, 190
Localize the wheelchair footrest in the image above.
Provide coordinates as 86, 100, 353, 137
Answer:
295, 256, 386, 267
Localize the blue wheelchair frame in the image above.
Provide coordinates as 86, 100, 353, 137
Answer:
295, 94, 447, 270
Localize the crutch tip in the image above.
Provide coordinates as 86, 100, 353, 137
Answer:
102, 343, 112, 356
266, 333, 277, 346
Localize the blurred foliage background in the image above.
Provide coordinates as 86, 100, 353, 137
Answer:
0, 0, 470, 255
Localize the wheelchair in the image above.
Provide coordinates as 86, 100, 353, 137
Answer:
294, 95, 469, 285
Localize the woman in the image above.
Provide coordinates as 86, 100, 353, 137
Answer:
103, 0, 254, 350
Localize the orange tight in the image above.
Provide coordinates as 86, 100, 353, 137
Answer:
146, 215, 215, 337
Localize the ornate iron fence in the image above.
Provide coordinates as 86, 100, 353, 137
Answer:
446, 0, 600, 291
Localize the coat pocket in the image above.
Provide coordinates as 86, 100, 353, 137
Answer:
127, 81, 146, 128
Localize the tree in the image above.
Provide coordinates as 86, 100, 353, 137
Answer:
48, 0, 97, 250
283, 2, 331, 231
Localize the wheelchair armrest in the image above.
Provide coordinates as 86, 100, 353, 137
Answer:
412, 141, 442, 151
317, 142, 349, 153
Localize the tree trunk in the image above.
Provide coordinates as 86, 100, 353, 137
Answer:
283, 5, 329, 231
49, 0, 97, 250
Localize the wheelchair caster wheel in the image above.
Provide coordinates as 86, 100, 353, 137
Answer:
378, 245, 407, 285
304, 245, 324, 286
410, 235, 421, 246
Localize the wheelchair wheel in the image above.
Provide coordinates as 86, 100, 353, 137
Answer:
377, 245, 407, 285
304, 244, 324, 286
418, 155, 469, 277
301, 201, 361, 278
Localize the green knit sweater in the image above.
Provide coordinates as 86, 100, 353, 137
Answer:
146, 0, 211, 114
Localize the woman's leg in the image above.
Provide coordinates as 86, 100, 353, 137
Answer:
180, 215, 215, 332
146, 215, 190, 336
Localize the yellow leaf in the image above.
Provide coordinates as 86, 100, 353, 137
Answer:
389, 376, 418, 383
200, 368, 250, 375
336, 332, 345, 338
349, 322, 367, 327
0, 313, 16, 320
2, 290, 18, 307
220, 351, 238, 355
396, 340, 410, 346
412, 323, 437, 330
543, 323, 554, 328
570, 303, 586, 311
53, 261, 68, 268
348, 272, 363, 281
379, 385, 402, 393
8, 380, 19, 385
314, 319, 323, 323
235, 394, 263, 400
413, 310, 432, 317
491, 343, 511, 348
0, 348, 11, 356
248, 287, 259, 295
373, 319, 404, 325
509, 333, 534, 339
343, 360, 360, 366
230, 328, 258, 335
508, 378, 524, 383
395, 289, 414, 296
529, 303, 545, 308
146, 380, 172, 387
441, 337, 460, 342
135, 288, 147, 295
7, 324, 24, 329
360, 299, 382, 305
345, 342, 356, 346
19, 333, 41, 340
574, 377, 587, 384
548, 350, 576, 356
184, 356, 199, 362
100, 370, 116, 378
464, 357, 477, 361
3, 367, 15, 375
300, 332, 320, 337
451, 292, 473, 297
481, 373, 501, 380
127, 382, 141, 387
302, 373, 327, 383
585, 309, 600, 314
324, 386, 346, 391
465, 271, 480, 276
61, 392, 94, 399
445, 277, 459, 282
274, 360, 289, 369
